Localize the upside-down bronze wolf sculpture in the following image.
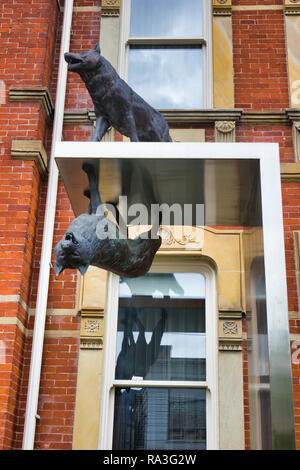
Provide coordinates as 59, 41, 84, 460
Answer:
54, 162, 162, 277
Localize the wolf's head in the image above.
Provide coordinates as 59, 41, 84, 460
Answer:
54, 213, 100, 276
64, 43, 101, 73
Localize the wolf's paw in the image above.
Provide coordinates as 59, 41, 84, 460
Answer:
83, 188, 91, 199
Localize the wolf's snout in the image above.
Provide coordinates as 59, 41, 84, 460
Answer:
64, 53, 83, 70
64, 232, 77, 244
60, 232, 78, 252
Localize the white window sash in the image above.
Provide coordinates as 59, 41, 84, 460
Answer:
98, 261, 219, 450
118, 0, 213, 108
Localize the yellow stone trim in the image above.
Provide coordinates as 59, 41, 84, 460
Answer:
233, 5, 284, 11
0, 294, 28, 313
290, 333, 300, 340
0, 317, 80, 339
26, 330, 80, 339
73, 7, 101, 12
213, 7, 235, 108
28, 308, 79, 317
280, 162, 300, 181
0, 317, 26, 335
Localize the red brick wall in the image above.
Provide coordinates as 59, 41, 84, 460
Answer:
21, 0, 101, 450
232, 0, 289, 111
0, 0, 59, 449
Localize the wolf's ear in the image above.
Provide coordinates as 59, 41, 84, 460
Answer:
78, 264, 89, 276
94, 43, 101, 54
55, 262, 64, 277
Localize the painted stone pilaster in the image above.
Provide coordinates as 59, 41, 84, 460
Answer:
213, 1, 234, 108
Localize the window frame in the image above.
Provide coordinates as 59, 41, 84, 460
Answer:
118, 0, 213, 109
98, 259, 219, 450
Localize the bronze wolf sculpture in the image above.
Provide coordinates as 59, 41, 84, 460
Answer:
64, 43, 172, 143
54, 163, 162, 278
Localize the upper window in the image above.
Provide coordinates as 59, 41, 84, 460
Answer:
120, 0, 212, 109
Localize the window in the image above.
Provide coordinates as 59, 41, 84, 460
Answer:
119, 0, 212, 109
99, 262, 218, 450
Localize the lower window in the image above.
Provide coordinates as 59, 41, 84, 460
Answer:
100, 266, 218, 450
113, 387, 206, 450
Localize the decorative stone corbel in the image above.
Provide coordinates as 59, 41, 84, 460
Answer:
218, 310, 243, 351
101, 0, 120, 17
213, 0, 232, 16
9, 87, 54, 124
11, 140, 48, 179
287, 109, 300, 161
80, 310, 104, 350
285, 0, 300, 15
214, 120, 236, 142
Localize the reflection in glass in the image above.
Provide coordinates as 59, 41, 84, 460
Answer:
130, 0, 203, 38
115, 273, 206, 382
113, 388, 206, 450
128, 46, 203, 109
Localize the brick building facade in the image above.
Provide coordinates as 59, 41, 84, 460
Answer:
0, 0, 299, 450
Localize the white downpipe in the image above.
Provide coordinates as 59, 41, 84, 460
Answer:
22, 0, 74, 450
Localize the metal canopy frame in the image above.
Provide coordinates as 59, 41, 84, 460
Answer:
55, 141, 296, 450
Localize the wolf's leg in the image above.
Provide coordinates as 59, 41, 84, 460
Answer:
148, 309, 167, 365
106, 201, 128, 238
93, 115, 110, 142
82, 162, 103, 214
126, 114, 139, 142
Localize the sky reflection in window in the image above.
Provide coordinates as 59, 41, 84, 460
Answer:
128, 46, 203, 109
130, 0, 203, 38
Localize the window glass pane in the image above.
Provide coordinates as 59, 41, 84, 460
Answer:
115, 273, 206, 381
128, 46, 203, 109
113, 387, 206, 450
130, 0, 203, 38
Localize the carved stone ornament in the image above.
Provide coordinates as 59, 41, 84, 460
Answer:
222, 321, 238, 335
80, 314, 104, 350
215, 121, 236, 143
285, 0, 300, 15
218, 314, 243, 352
84, 318, 102, 334
213, 0, 232, 16
101, 0, 120, 16
127, 225, 204, 251
215, 120, 235, 134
